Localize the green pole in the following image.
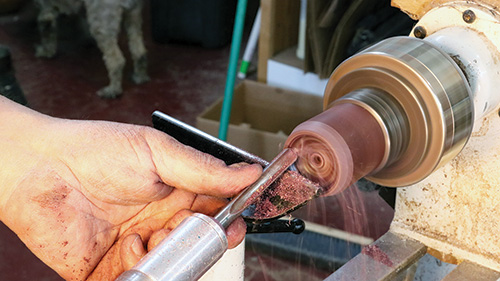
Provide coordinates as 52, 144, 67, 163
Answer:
218, 0, 248, 141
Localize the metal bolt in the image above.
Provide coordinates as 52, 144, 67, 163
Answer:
463, 9, 476, 23
413, 26, 427, 39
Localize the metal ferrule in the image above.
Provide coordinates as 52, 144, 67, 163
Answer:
333, 88, 410, 174
324, 36, 473, 187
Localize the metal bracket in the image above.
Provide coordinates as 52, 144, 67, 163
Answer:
324, 231, 426, 281
441, 261, 500, 281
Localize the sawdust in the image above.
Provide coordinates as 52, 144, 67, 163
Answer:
361, 244, 393, 267
251, 171, 320, 220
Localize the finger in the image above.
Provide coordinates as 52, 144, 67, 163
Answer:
165, 209, 194, 230
120, 234, 147, 270
226, 217, 247, 249
146, 209, 193, 251
147, 228, 171, 251
146, 130, 263, 197
162, 209, 246, 249
191, 195, 228, 215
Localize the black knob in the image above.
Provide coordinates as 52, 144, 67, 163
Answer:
246, 218, 305, 235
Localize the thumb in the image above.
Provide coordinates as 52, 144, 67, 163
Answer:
146, 131, 262, 197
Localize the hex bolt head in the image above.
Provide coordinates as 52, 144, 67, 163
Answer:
463, 9, 476, 23
413, 26, 427, 39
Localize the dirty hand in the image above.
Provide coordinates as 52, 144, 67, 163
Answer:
0, 97, 262, 281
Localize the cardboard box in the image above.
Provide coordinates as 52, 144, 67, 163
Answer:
267, 46, 329, 96
196, 80, 323, 161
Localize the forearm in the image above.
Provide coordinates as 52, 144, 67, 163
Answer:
0, 95, 55, 143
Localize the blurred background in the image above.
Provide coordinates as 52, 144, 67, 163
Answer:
0, 0, 402, 280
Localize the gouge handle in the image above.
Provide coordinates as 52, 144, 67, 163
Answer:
115, 213, 228, 281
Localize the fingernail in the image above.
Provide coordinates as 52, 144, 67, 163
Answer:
229, 162, 247, 169
131, 236, 144, 257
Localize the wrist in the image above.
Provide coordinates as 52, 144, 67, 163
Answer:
0, 96, 56, 219
0, 96, 55, 147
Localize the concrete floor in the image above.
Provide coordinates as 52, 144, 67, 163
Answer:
0, 3, 231, 127
0, 1, 393, 280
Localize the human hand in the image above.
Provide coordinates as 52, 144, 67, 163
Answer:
0, 107, 261, 281
87, 200, 248, 280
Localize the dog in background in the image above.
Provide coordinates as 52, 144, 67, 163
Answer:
34, 0, 150, 98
